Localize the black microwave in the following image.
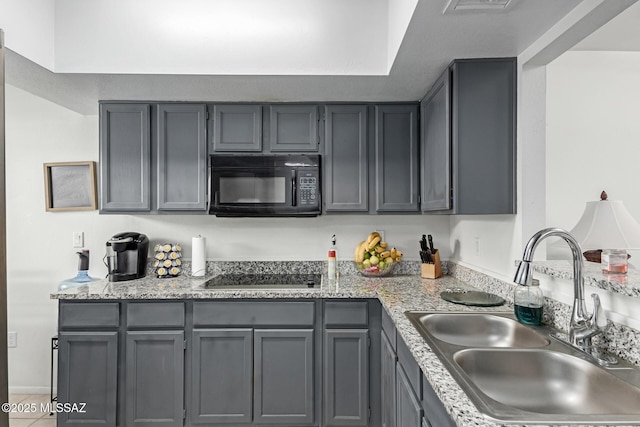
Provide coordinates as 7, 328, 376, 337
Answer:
209, 155, 321, 217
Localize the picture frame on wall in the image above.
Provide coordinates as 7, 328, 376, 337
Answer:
43, 161, 97, 212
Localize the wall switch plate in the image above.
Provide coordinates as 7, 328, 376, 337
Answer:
7, 332, 17, 348
73, 232, 84, 248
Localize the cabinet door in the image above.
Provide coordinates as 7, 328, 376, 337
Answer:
421, 70, 452, 212
191, 329, 253, 424
254, 329, 314, 424
452, 59, 516, 214
125, 331, 184, 427
99, 103, 151, 212
157, 103, 207, 211
381, 331, 397, 427
374, 105, 419, 212
212, 104, 262, 152
269, 105, 319, 152
396, 364, 423, 427
324, 105, 368, 212
324, 329, 369, 426
57, 331, 118, 427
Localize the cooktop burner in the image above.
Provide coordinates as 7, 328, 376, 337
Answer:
203, 273, 322, 289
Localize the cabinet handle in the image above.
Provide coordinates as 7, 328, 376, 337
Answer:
291, 171, 297, 206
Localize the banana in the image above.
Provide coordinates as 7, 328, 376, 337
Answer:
384, 257, 393, 264
379, 242, 388, 249
366, 232, 381, 246
375, 246, 385, 254
354, 240, 366, 263
395, 256, 402, 262
396, 250, 403, 258
367, 236, 381, 250
390, 248, 397, 258
380, 250, 390, 259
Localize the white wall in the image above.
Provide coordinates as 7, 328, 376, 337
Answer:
53, 0, 388, 75
386, 0, 419, 72
546, 51, 640, 261
5, 84, 451, 391
0, 0, 55, 70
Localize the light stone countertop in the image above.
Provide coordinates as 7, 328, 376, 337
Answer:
50, 268, 638, 427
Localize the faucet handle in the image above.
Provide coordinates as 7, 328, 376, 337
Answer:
590, 293, 609, 332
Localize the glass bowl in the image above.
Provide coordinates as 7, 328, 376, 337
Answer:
354, 261, 397, 277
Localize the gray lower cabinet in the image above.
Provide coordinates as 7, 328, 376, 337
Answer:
269, 105, 319, 152
254, 329, 315, 424
125, 330, 185, 427
191, 328, 253, 423
396, 365, 423, 427
374, 105, 419, 213
57, 331, 118, 427
420, 58, 516, 214
324, 105, 368, 212
211, 104, 262, 152
323, 329, 369, 426
99, 103, 151, 212
380, 331, 396, 427
157, 104, 208, 211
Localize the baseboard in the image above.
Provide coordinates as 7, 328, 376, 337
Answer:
8, 386, 53, 395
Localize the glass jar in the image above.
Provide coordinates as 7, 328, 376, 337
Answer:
514, 278, 543, 325
601, 249, 628, 274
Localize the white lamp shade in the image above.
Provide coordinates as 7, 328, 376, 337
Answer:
569, 200, 640, 250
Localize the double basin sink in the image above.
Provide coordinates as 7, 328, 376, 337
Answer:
406, 311, 640, 424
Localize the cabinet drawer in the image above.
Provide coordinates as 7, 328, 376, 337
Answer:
59, 302, 120, 329
397, 333, 422, 400
323, 301, 368, 327
381, 307, 396, 350
126, 302, 185, 328
193, 301, 315, 326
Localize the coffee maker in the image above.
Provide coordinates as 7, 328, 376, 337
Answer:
106, 232, 150, 282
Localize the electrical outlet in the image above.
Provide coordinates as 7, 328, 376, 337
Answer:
73, 232, 84, 248
375, 230, 385, 242
475, 237, 481, 256
7, 332, 17, 348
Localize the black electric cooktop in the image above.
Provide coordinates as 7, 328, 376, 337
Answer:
203, 273, 322, 289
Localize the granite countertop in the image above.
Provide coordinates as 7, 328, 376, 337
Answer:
51, 272, 515, 427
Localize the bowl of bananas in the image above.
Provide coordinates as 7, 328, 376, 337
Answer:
354, 231, 403, 277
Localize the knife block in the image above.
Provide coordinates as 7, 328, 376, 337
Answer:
420, 249, 442, 279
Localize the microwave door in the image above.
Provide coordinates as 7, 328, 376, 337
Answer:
212, 168, 293, 212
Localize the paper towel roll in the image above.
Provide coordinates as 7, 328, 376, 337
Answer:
191, 235, 206, 277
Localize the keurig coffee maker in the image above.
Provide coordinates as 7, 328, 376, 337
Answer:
106, 232, 150, 282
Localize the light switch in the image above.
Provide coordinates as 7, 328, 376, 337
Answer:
73, 232, 84, 248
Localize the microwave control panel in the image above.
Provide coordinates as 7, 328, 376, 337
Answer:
298, 171, 319, 207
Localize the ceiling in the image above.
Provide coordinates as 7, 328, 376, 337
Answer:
1, 0, 607, 114
572, 1, 640, 51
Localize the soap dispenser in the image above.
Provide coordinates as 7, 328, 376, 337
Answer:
327, 234, 338, 282
514, 278, 543, 325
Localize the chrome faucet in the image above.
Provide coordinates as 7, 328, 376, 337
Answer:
514, 228, 615, 364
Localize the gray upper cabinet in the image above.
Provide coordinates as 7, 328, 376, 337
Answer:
421, 58, 516, 214
420, 72, 451, 212
99, 103, 151, 212
324, 105, 368, 212
374, 105, 420, 212
269, 105, 319, 152
125, 330, 185, 427
212, 104, 262, 152
57, 331, 118, 427
157, 104, 208, 211
190, 328, 253, 424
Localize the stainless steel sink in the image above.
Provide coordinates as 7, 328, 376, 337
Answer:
406, 311, 640, 424
416, 313, 549, 347
455, 349, 640, 418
